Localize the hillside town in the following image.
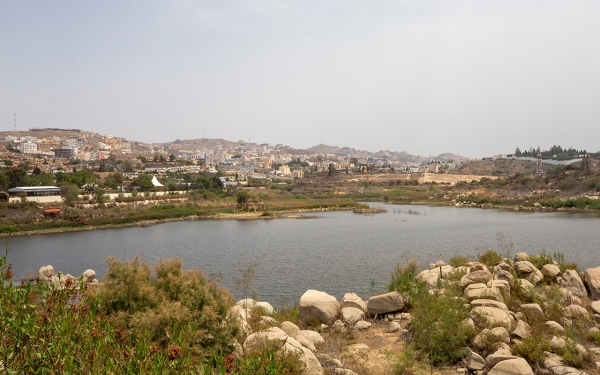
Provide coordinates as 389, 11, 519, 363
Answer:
0, 128, 466, 193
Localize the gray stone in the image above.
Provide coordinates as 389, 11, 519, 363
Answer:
244, 327, 288, 352
284, 336, 324, 375
550, 336, 566, 352
300, 290, 340, 325
470, 299, 508, 311
460, 269, 493, 289
301, 330, 325, 346
514, 252, 529, 262
521, 303, 544, 318
542, 264, 561, 278
389, 321, 401, 332
488, 358, 534, 375
514, 261, 543, 284
563, 304, 589, 320
466, 351, 486, 370
470, 306, 512, 330
354, 320, 372, 330
583, 266, 600, 300
494, 270, 515, 284
340, 293, 367, 312
545, 321, 565, 334
367, 291, 404, 316
341, 307, 365, 324
560, 270, 587, 299
511, 320, 531, 339
486, 349, 517, 368
280, 321, 302, 338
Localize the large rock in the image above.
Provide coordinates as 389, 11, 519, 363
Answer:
340, 293, 367, 312
280, 321, 302, 338
82, 269, 96, 283
417, 266, 454, 287
488, 280, 511, 298
514, 261, 543, 284
486, 349, 517, 368
545, 321, 565, 334
550, 336, 566, 352
284, 336, 324, 375
514, 253, 529, 262
583, 266, 600, 301
295, 334, 316, 352
256, 301, 275, 314
494, 270, 515, 284
341, 307, 364, 324
470, 306, 512, 330
367, 291, 404, 317
465, 284, 504, 303
541, 264, 561, 278
488, 358, 534, 375
511, 320, 531, 339
237, 298, 256, 309
460, 269, 493, 289
560, 270, 587, 299
244, 327, 288, 352
301, 330, 325, 346
470, 299, 508, 311
591, 301, 600, 314
354, 320, 372, 330
521, 303, 544, 319
38, 265, 54, 279
466, 351, 486, 370
563, 304, 589, 320
300, 290, 340, 325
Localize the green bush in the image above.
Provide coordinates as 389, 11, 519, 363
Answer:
512, 336, 550, 365
388, 260, 424, 303
478, 250, 503, 267
449, 253, 472, 268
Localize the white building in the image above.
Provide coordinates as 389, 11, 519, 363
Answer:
19, 142, 38, 154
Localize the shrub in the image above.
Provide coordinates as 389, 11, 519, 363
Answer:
449, 253, 472, 268
388, 260, 424, 303
478, 249, 503, 267
512, 336, 550, 365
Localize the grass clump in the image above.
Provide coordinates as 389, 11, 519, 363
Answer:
449, 253, 473, 268
477, 249, 503, 267
512, 336, 551, 365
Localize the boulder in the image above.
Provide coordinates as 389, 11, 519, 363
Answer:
465, 285, 504, 303
545, 321, 564, 335
560, 270, 587, 299
333, 369, 358, 375
470, 299, 508, 311
583, 266, 600, 300
466, 351, 486, 370
550, 336, 566, 352
516, 279, 534, 293
280, 321, 302, 338
460, 269, 493, 289
521, 303, 544, 319
295, 333, 316, 352
389, 321, 401, 332
256, 301, 275, 314
488, 358, 534, 375
341, 307, 364, 324
486, 349, 517, 368
340, 293, 367, 312
230, 305, 249, 320
367, 291, 404, 316
38, 265, 54, 279
82, 269, 96, 283
591, 300, 600, 314
237, 298, 256, 309
514, 253, 529, 262
470, 306, 512, 330
541, 264, 561, 278
563, 304, 589, 320
514, 261, 543, 284
354, 320, 372, 330
511, 320, 531, 339
417, 266, 454, 287
472, 327, 511, 350
300, 290, 340, 325
244, 327, 288, 352
494, 270, 515, 284
316, 353, 343, 369
488, 280, 511, 298
347, 343, 370, 354
301, 330, 325, 346
435, 260, 446, 267
284, 336, 323, 375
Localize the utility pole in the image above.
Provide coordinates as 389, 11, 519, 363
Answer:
14, 113, 16, 132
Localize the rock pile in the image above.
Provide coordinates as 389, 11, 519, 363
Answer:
37, 265, 99, 288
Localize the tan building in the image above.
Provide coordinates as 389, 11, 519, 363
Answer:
278, 165, 291, 175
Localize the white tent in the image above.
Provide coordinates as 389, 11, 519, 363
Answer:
151, 176, 164, 187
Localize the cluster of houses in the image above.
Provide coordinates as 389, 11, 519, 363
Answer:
0, 129, 464, 189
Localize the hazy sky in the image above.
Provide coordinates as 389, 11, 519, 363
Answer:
1, 1, 599, 157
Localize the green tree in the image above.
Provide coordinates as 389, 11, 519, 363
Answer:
133, 174, 154, 191
236, 190, 252, 205
6, 168, 27, 189
63, 184, 80, 206
169, 154, 176, 162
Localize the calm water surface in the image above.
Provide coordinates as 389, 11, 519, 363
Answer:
6, 204, 600, 304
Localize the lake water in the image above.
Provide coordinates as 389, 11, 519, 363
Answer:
5, 204, 600, 304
